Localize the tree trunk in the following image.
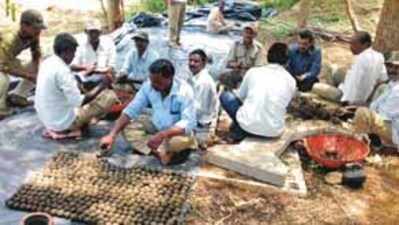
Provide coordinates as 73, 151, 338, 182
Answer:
100, 0, 108, 26
297, 0, 310, 29
106, 0, 124, 31
344, 0, 362, 32
374, 0, 399, 53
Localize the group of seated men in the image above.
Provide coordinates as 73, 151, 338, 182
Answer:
0, 9, 398, 166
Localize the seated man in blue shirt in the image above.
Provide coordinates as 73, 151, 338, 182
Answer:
100, 59, 198, 165
287, 29, 322, 92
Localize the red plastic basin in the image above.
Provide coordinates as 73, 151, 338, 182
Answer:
304, 134, 370, 169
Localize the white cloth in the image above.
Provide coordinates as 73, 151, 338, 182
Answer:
188, 68, 219, 126
370, 81, 399, 146
35, 55, 84, 131
339, 48, 388, 104
72, 35, 116, 70
172, 0, 187, 3
236, 64, 297, 137
120, 47, 159, 88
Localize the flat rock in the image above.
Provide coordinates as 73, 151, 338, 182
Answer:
199, 148, 307, 195
206, 146, 288, 186
206, 120, 352, 187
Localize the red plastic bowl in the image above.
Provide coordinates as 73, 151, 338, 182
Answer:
110, 91, 133, 114
304, 134, 370, 169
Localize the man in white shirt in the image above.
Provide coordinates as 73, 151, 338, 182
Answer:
220, 42, 296, 142
312, 31, 388, 105
71, 20, 116, 90
188, 49, 219, 147
116, 31, 159, 95
353, 52, 399, 149
35, 33, 118, 140
166, 0, 187, 48
206, 0, 232, 34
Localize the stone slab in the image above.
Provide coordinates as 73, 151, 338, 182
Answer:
206, 120, 353, 188
280, 148, 307, 196
199, 148, 307, 196
205, 146, 288, 186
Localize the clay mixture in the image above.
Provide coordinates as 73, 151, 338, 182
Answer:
287, 94, 354, 123
6, 152, 195, 225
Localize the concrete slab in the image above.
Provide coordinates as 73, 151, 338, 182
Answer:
206, 120, 353, 188
205, 146, 288, 186
199, 148, 307, 196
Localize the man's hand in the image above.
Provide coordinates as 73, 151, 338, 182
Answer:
343, 105, 358, 113
83, 64, 96, 76
228, 61, 243, 70
100, 74, 113, 88
100, 134, 115, 151
116, 72, 128, 83
24, 72, 36, 82
297, 74, 307, 82
147, 132, 166, 151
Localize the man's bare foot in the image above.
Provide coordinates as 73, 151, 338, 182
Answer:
42, 129, 82, 140
7, 94, 32, 107
158, 151, 173, 165
155, 146, 172, 165
90, 117, 100, 125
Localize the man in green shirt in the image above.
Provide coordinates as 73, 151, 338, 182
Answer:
0, 9, 46, 119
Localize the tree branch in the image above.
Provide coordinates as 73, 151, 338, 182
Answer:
344, 0, 362, 32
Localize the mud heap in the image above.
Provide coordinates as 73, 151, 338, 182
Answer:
287, 94, 354, 123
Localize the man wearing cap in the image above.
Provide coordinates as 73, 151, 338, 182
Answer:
0, 9, 46, 120
166, 0, 187, 48
116, 31, 159, 95
71, 20, 116, 90
35, 33, 118, 140
352, 51, 399, 150
221, 23, 266, 89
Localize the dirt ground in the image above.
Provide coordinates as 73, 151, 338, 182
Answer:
187, 153, 399, 225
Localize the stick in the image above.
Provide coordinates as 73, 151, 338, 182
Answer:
215, 84, 225, 133
344, 0, 362, 32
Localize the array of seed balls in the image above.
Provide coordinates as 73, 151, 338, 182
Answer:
6, 152, 195, 225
